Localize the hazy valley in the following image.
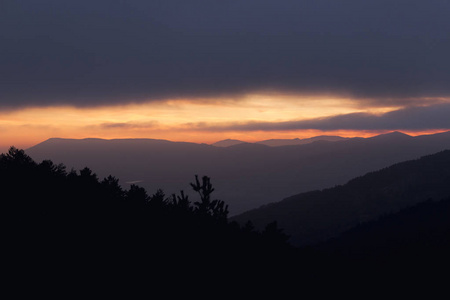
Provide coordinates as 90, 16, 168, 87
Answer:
232, 148, 450, 246
27, 131, 450, 216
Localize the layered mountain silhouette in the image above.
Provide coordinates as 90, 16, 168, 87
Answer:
315, 196, 450, 263
255, 135, 348, 146
26, 131, 450, 215
231, 149, 450, 247
211, 139, 246, 147
212, 136, 348, 147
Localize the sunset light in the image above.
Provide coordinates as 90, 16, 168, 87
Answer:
0, 93, 421, 152
3, 1, 450, 289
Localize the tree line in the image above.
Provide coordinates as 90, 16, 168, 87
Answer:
1, 147, 305, 282
4, 146, 444, 295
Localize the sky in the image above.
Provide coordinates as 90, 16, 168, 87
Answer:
1, 0, 450, 152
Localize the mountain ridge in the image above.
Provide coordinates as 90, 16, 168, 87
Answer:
211, 139, 246, 147
26, 131, 450, 215
255, 135, 349, 146
211, 135, 350, 147
231, 149, 450, 246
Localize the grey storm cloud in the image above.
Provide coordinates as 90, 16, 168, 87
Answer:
194, 103, 450, 132
1, 0, 450, 108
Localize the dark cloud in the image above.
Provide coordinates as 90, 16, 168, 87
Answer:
96, 121, 159, 129
1, 0, 450, 108
191, 103, 450, 132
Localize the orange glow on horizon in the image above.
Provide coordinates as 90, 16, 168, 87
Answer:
1, 94, 449, 154
3, 128, 449, 155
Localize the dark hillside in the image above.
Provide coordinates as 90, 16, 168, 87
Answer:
0, 147, 336, 294
2, 147, 449, 295
232, 149, 450, 246
315, 197, 450, 264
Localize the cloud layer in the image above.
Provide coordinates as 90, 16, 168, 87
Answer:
191, 104, 450, 132
2, 0, 450, 108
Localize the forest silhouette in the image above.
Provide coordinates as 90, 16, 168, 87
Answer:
3, 146, 450, 295
2, 146, 327, 294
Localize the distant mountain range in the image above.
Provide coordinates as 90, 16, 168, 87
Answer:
231, 149, 450, 247
211, 135, 348, 147
211, 139, 247, 147
26, 131, 450, 216
256, 135, 349, 146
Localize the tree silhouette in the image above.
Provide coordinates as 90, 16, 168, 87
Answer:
1, 146, 302, 290
101, 175, 125, 203
262, 221, 290, 246
126, 184, 150, 205
1, 146, 35, 166
190, 175, 228, 221
170, 190, 191, 213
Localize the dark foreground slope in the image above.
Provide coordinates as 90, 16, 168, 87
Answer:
26, 131, 450, 215
315, 197, 450, 264
2, 147, 449, 296
232, 149, 450, 247
0, 147, 341, 295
